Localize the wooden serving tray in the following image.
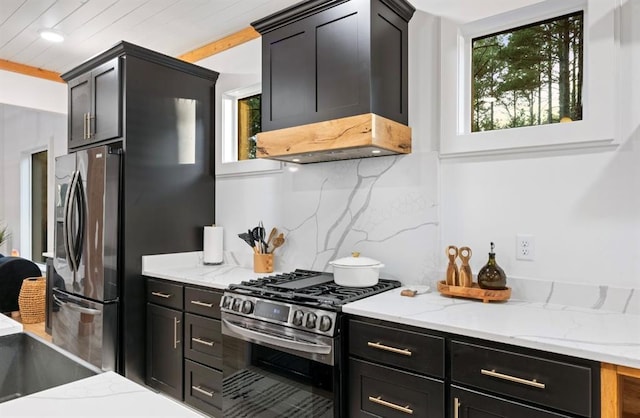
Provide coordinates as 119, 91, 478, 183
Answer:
437, 280, 511, 303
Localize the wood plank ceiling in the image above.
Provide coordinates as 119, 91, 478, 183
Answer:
0, 0, 300, 77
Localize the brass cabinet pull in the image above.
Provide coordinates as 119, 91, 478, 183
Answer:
83, 113, 89, 139
192, 385, 214, 397
173, 317, 180, 349
481, 369, 546, 389
192, 337, 214, 347
367, 341, 412, 356
151, 291, 171, 298
190, 300, 213, 308
368, 396, 413, 415
454, 397, 461, 418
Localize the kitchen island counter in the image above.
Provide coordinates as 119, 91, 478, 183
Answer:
343, 286, 640, 369
0, 313, 22, 336
0, 371, 205, 417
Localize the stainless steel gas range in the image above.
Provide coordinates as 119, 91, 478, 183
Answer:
220, 269, 400, 417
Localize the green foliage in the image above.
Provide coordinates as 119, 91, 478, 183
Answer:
0, 223, 9, 246
472, 12, 583, 132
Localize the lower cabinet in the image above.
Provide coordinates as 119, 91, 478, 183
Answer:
451, 386, 571, 418
146, 277, 223, 417
146, 303, 183, 400
350, 358, 444, 417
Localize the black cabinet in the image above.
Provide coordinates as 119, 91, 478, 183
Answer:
146, 279, 184, 400
347, 318, 445, 417
253, 0, 414, 132
452, 386, 571, 418
146, 278, 223, 416
67, 58, 121, 149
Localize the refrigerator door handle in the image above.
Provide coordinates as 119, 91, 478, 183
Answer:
65, 170, 79, 272
53, 294, 102, 316
73, 172, 87, 269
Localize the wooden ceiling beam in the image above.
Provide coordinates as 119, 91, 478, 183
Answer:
178, 26, 260, 63
0, 59, 64, 83
0, 26, 259, 83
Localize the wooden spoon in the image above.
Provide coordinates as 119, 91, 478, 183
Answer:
270, 233, 285, 253
266, 227, 278, 248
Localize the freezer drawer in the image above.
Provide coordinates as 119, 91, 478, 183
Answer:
51, 289, 117, 371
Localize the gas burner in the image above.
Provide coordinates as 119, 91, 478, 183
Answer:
228, 269, 401, 310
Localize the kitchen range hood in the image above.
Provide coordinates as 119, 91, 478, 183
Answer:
252, 0, 415, 164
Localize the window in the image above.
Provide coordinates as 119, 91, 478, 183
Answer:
218, 83, 281, 177
472, 12, 583, 132
237, 94, 261, 160
440, 0, 618, 156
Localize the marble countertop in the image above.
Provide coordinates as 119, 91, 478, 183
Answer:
0, 372, 205, 417
343, 287, 640, 369
0, 313, 22, 336
142, 251, 270, 289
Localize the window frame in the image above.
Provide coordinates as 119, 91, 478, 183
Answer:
19, 146, 48, 268
440, 0, 619, 157
217, 83, 281, 177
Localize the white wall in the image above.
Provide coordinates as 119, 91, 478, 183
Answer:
0, 70, 67, 257
440, 0, 640, 288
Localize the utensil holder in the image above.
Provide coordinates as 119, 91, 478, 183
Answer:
254, 253, 274, 273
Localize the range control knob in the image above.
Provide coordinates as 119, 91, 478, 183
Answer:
319, 315, 333, 332
232, 298, 242, 312
221, 296, 231, 309
292, 310, 304, 326
241, 300, 254, 314
305, 312, 317, 329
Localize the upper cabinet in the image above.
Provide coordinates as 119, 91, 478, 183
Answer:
67, 58, 121, 150
252, 0, 415, 164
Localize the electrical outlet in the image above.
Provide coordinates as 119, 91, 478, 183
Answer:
516, 234, 535, 261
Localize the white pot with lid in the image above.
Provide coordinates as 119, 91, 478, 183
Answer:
329, 252, 385, 287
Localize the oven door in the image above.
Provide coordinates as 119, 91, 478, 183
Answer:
221, 312, 337, 417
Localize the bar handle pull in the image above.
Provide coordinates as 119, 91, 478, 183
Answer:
87, 113, 93, 138
173, 317, 181, 349
481, 369, 546, 389
192, 385, 214, 398
367, 341, 412, 356
83, 113, 88, 139
454, 397, 461, 418
191, 337, 214, 347
151, 291, 171, 299
368, 396, 413, 415
190, 300, 213, 308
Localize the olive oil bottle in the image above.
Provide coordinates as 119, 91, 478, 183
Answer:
477, 242, 507, 290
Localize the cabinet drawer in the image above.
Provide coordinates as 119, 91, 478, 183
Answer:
349, 358, 444, 417
184, 313, 222, 369
451, 341, 592, 417
349, 320, 444, 378
184, 359, 222, 417
185, 287, 221, 319
147, 279, 183, 310
452, 386, 571, 418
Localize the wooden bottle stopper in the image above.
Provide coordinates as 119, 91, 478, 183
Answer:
458, 246, 473, 288
446, 245, 459, 286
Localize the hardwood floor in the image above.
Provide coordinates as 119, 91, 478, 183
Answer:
10, 312, 51, 342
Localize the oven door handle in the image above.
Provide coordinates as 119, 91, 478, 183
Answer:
222, 319, 332, 355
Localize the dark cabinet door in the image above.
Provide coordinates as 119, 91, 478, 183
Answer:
68, 73, 91, 149
452, 386, 572, 418
90, 58, 121, 142
146, 303, 183, 400
67, 57, 121, 150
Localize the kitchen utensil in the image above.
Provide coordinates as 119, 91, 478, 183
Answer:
458, 246, 473, 287
270, 233, 285, 253
400, 286, 430, 297
446, 245, 459, 286
252, 222, 266, 253
329, 252, 384, 287
266, 227, 278, 248
238, 232, 257, 253
253, 253, 274, 273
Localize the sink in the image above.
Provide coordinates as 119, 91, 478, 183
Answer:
0, 332, 100, 403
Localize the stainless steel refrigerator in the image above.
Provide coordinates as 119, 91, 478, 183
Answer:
52, 145, 120, 371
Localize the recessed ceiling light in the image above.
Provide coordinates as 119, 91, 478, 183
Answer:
371, 149, 381, 154
292, 158, 300, 162
39, 29, 65, 43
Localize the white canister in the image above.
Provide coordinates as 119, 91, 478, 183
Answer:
329, 252, 384, 287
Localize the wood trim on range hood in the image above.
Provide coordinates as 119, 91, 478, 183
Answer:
256, 113, 411, 164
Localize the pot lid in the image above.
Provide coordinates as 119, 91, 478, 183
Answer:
330, 252, 382, 267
